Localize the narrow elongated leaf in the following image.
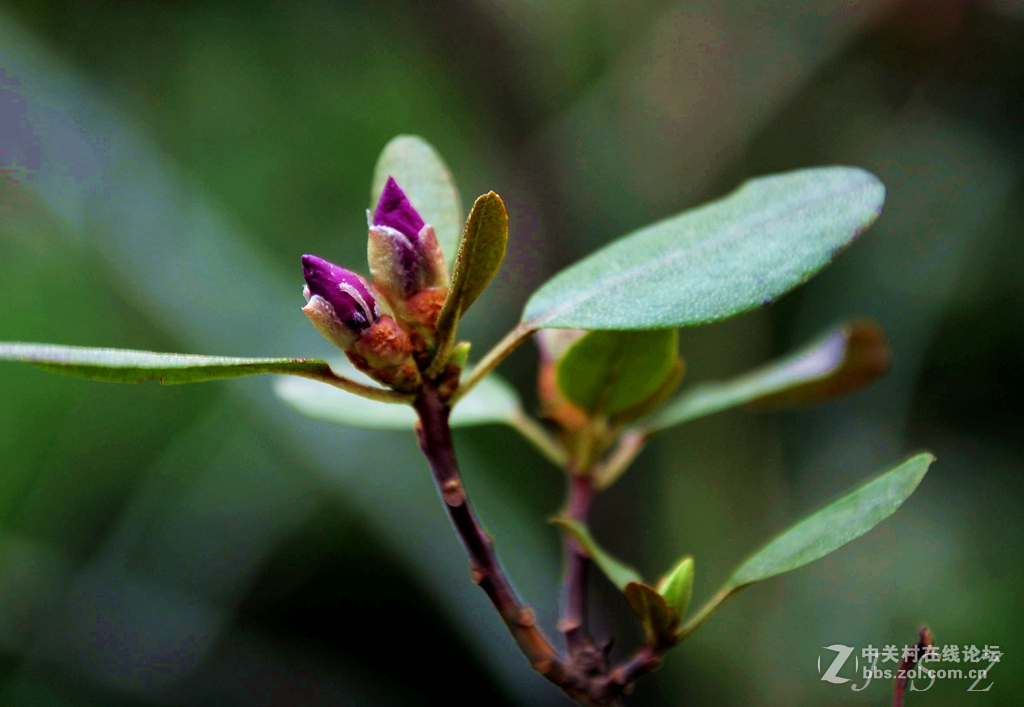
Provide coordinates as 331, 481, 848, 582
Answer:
729, 453, 934, 588
647, 319, 891, 431
371, 136, 464, 265
435, 192, 508, 344
276, 358, 522, 429
556, 329, 678, 414
523, 167, 884, 329
0, 342, 333, 384
551, 518, 642, 590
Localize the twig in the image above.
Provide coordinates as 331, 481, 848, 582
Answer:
509, 409, 570, 468
560, 475, 598, 660
449, 323, 536, 405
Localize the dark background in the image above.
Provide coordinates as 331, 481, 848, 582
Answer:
1, 0, 1021, 704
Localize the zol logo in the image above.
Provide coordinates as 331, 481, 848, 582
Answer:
818, 644, 859, 684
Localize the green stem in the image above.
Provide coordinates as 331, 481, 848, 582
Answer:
449, 323, 536, 405
508, 410, 570, 468
674, 585, 738, 643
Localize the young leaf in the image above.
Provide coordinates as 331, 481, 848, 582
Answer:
556, 329, 678, 415
551, 518, 642, 591
657, 556, 694, 618
729, 453, 934, 588
676, 453, 934, 643
276, 364, 522, 429
624, 581, 681, 646
646, 319, 891, 431
522, 167, 884, 329
0, 342, 333, 384
371, 135, 464, 265
434, 192, 509, 358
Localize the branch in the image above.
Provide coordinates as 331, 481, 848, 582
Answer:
412, 382, 575, 687
559, 475, 598, 661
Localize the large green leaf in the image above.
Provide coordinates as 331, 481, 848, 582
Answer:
0, 342, 333, 384
435, 192, 509, 345
556, 329, 678, 415
522, 167, 884, 329
729, 453, 934, 588
647, 319, 891, 431
551, 518, 642, 591
371, 135, 464, 266
276, 358, 522, 429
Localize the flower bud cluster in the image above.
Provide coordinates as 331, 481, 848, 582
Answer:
301, 177, 450, 392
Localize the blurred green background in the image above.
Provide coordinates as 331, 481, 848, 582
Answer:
1, 0, 1021, 704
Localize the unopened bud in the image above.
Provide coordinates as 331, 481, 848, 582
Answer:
301, 254, 379, 349
301, 253, 420, 391
368, 176, 449, 312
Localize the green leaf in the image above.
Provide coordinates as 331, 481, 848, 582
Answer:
729, 453, 934, 588
371, 135, 464, 266
624, 581, 681, 646
647, 319, 891, 431
657, 556, 694, 618
435, 192, 509, 346
0, 342, 333, 384
556, 329, 678, 415
522, 167, 884, 329
275, 357, 522, 429
551, 518, 642, 591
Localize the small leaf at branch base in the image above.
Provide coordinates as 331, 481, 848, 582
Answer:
728, 453, 935, 589
0, 342, 333, 384
522, 167, 885, 329
550, 518, 642, 591
646, 319, 891, 431
371, 135, 464, 266
556, 329, 678, 415
434, 192, 509, 359
657, 556, 694, 618
624, 581, 681, 646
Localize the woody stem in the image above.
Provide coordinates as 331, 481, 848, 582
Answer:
412, 382, 572, 685
561, 474, 596, 657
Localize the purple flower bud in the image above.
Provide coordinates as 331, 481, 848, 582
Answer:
368, 176, 449, 304
301, 255, 379, 347
373, 176, 425, 244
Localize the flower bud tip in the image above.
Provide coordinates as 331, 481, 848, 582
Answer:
373, 176, 425, 244
301, 254, 378, 335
